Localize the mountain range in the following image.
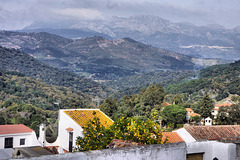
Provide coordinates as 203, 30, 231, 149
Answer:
21, 15, 240, 60
0, 30, 229, 80
0, 46, 109, 97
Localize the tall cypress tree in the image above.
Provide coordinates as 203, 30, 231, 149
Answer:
198, 94, 214, 118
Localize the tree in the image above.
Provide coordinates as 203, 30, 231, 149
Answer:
99, 98, 118, 118
173, 94, 183, 105
229, 104, 240, 124
193, 115, 201, 123
0, 112, 6, 125
75, 116, 168, 152
150, 108, 162, 121
198, 94, 214, 119
216, 106, 231, 125
231, 96, 240, 104
111, 117, 167, 145
162, 105, 187, 128
75, 116, 113, 151
140, 84, 165, 107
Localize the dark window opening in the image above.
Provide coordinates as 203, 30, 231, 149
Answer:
4, 137, 13, 148
69, 132, 73, 152
20, 138, 25, 145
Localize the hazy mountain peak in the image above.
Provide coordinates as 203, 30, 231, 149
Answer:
203, 24, 226, 30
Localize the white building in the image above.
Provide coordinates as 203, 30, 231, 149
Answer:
39, 109, 114, 153
212, 103, 232, 119
0, 124, 41, 149
175, 125, 240, 160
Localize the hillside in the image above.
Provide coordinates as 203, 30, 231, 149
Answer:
0, 70, 92, 110
0, 30, 229, 81
106, 70, 196, 99
0, 31, 199, 80
22, 15, 240, 60
0, 46, 109, 96
165, 60, 240, 102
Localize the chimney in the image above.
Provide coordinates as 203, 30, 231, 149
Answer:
38, 123, 46, 147
205, 117, 212, 126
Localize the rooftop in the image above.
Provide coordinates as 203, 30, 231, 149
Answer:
163, 103, 171, 108
185, 108, 201, 117
186, 108, 193, 112
162, 132, 184, 143
64, 109, 114, 128
215, 103, 233, 107
184, 125, 240, 140
0, 124, 34, 135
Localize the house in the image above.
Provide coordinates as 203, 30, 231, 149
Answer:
185, 108, 201, 125
175, 125, 240, 160
0, 124, 41, 149
212, 103, 232, 119
186, 108, 201, 120
39, 109, 114, 153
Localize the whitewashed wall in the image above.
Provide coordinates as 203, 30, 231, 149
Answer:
187, 141, 236, 160
0, 132, 40, 149
17, 142, 186, 160
58, 110, 84, 152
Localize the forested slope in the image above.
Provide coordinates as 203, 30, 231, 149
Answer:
0, 46, 110, 96
165, 60, 240, 101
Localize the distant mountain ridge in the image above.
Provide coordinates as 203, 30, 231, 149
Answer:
0, 46, 109, 96
0, 30, 210, 80
21, 15, 240, 60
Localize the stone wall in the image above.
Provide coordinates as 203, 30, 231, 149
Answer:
13, 142, 186, 160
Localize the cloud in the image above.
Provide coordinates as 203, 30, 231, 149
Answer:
0, 0, 240, 30
53, 8, 105, 21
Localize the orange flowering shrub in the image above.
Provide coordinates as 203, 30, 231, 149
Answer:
75, 116, 167, 151
75, 116, 114, 151
110, 117, 167, 145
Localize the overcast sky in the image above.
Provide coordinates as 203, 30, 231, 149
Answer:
0, 0, 240, 30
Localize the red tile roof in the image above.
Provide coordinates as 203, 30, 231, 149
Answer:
162, 132, 184, 143
107, 139, 143, 148
186, 108, 193, 112
188, 112, 201, 117
215, 103, 233, 107
163, 103, 171, 107
184, 125, 240, 140
0, 124, 34, 135
185, 108, 201, 117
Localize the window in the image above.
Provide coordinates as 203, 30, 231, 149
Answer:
20, 138, 25, 145
69, 132, 73, 152
4, 137, 13, 148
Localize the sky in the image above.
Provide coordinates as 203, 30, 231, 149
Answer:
0, 0, 240, 30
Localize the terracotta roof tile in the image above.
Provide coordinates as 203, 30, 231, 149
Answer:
163, 103, 171, 107
107, 139, 143, 148
215, 103, 233, 107
186, 108, 193, 112
162, 132, 184, 143
188, 112, 201, 117
184, 125, 240, 140
64, 109, 114, 128
0, 124, 34, 135
185, 108, 201, 117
